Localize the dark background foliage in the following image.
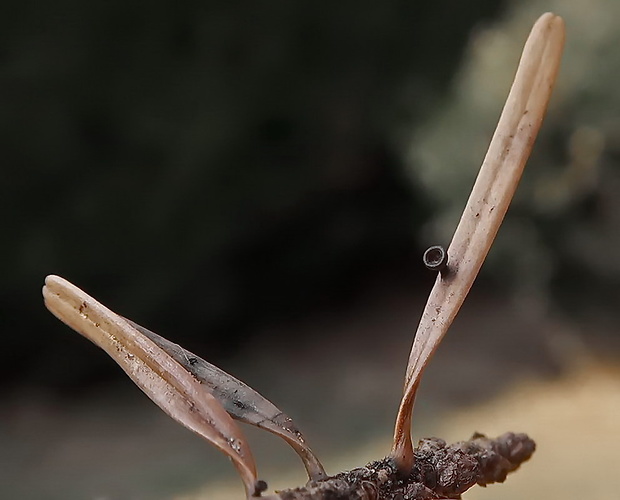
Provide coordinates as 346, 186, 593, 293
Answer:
2, 0, 506, 389
3, 2, 620, 500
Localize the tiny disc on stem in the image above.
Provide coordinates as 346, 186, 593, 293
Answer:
423, 245, 448, 273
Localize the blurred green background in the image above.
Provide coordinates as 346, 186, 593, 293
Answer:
2, 0, 619, 499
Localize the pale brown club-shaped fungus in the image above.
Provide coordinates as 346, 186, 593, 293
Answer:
391, 12, 565, 474
42, 12, 565, 499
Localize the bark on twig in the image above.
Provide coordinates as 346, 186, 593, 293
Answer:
266, 432, 535, 500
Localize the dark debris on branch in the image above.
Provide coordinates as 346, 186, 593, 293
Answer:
265, 432, 535, 500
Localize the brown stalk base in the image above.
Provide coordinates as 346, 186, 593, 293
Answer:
267, 432, 535, 500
